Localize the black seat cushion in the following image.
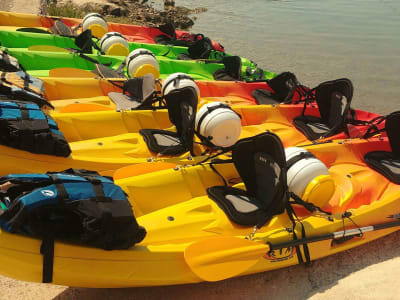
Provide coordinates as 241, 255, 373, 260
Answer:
207, 132, 288, 227
252, 89, 280, 105
364, 151, 400, 184
139, 87, 198, 156
364, 111, 400, 184
139, 129, 187, 155
207, 186, 265, 226
293, 115, 332, 140
293, 78, 353, 140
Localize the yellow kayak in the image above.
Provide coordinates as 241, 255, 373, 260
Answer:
0, 131, 399, 287
41, 77, 267, 113
0, 78, 381, 177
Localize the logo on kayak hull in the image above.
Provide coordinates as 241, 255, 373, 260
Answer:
264, 246, 296, 262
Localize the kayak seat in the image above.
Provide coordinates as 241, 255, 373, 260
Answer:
252, 89, 280, 105
154, 23, 177, 44
50, 20, 74, 37
207, 132, 288, 227
364, 111, 400, 184
253, 72, 299, 104
177, 38, 214, 60
293, 78, 353, 140
139, 129, 187, 155
139, 87, 198, 155
108, 74, 159, 111
92, 64, 125, 78
213, 56, 242, 81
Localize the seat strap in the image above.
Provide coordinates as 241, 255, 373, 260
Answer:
285, 202, 311, 265
39, 174, 70, 283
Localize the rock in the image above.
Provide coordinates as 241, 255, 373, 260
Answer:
110, 7, 121, 16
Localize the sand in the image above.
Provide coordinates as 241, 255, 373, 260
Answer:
1, 1, 400, 299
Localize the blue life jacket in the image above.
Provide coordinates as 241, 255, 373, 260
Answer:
0, 100, 70, 156
0, 168, 146, 283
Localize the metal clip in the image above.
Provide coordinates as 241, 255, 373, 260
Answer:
247, 226, 258, 241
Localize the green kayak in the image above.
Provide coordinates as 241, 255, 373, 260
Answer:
0, 30, 275, 80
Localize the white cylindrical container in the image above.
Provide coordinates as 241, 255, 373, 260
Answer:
99, 32, 129, 56
81, 13, 108, 38
126, 49, 159, 78
285, 147, 329, 197
195, 102, 242, 148
162, 73, 200, 97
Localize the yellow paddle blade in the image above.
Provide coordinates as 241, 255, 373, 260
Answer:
184, 236, 269, 282
49, 68, 98, 78
113, 162, 177, 180
28, 45, 69, 53
60, 103, 113, 113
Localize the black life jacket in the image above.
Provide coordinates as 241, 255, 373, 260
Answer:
0, 168, 146, 283
0, 101, 71, 156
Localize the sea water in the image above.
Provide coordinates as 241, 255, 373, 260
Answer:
167, 0, 400, 114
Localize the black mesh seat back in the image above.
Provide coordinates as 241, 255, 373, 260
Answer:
315, 78, 353, 131
232, 132, 288, 212
75, 30, 94, 54
50, 20, 74, 37
386, 111, 400, 156
267, 72, 298, 103
213, 56, 242, 81
92, 64, 125, 78
187, 37, 213, 59
154, 23, 176, 44
124, 74, 156, 105
158, 23, 176, 39
164, 86, 198, 153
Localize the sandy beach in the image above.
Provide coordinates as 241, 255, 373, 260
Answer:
0, 1, 399, 299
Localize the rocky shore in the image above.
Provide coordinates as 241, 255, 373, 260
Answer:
44, 0, 207, 29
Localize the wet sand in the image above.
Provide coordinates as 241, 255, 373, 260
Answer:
0, 1, 400, 299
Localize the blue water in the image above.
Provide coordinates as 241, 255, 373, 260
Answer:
169, 0, 400, 114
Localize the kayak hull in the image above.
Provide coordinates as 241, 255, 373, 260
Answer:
0, 139, 399, 287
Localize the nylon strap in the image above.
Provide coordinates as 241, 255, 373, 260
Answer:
286, 151, 316, 170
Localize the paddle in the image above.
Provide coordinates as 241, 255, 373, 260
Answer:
185, 217, 400, 281
59, 103, 113, 113
48, 68, 98, 78
184, 236, 269, 281
28, 45, 70, 53
113, 162, 177, 180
